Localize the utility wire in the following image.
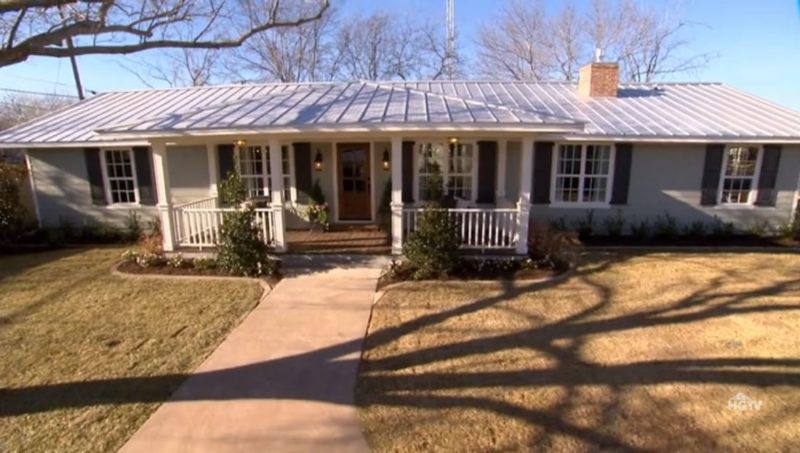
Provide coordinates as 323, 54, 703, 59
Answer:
0, 87, 79, 98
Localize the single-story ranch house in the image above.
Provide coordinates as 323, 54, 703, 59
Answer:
1, 62, 799, 254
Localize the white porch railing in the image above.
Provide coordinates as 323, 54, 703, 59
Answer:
173, 197, 279, 248
402, 208, 519, 250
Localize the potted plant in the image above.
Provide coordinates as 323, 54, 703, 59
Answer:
306, 179, 329, 231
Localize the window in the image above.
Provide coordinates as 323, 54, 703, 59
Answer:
719, 145, 761, 205
552, 143, 613, 205
236, 145, 293, 201
416, 141, 475, 201
102, 149, 138, 204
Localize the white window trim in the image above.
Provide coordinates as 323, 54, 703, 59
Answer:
100, 147, 141, 207
412, 139, 478, 204
549, 142, 616, 208
235, 144, 295, 202
716, 144, 763, 207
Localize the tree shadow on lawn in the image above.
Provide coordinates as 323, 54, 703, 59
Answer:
2, 250, 799, 450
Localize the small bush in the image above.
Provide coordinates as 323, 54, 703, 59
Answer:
630, 218, 651, 240
528, 221, 579, 270
572, 210, 595, 240
549, 217, 569, 232
121, 249, 138, 263
403, 163, 460, 279
747, 220, 771, 237
604, 210, 625, 237
81, 219, 102, 241
216, 173, 271, 277
192, 258, 217, 270
0, 162, 29, 243
684, 220, 707, 239
710, 215, 734, 238
167, 253, 189, 268
138, 216, 163, 254
125, 210, 143, 241
653, 211, 679, 240
136, 252, 166, 268
58, 216, 77, 241
219, 170, 247, 205
307, 179, 329, 230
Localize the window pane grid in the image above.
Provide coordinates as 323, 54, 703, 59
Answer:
554, 144, 610, 204
720, 146, 758, 204
237, 145, 293, 202
417, 142, 474, 201
104, 149, 137, 204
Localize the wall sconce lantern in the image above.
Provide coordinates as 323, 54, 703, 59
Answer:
382, 148, 390, 171
448, 136, 459, 145
233, 138, 247, 148
314, 149, 323, 171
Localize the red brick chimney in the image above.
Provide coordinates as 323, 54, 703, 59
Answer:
578, 62, 619, 98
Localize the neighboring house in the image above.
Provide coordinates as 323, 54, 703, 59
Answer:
1, 62, 799, 254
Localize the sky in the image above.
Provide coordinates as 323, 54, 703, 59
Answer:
1, 0, 800, 110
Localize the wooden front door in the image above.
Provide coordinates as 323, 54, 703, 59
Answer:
338, 143, 371, 221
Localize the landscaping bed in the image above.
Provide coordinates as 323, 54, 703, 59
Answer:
582, 234, 800, 248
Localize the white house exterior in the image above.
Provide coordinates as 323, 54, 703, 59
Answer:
2, 63, 800, 254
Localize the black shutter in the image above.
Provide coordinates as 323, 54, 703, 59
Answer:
133, 146, 157, 205
402, 141, 414, 203
532, 141, 553, 204
293, 142, 312, 203
476, 141, 497, 204
755, 145, 782, 206
700, 144, 725, 206
84, 148, 107, 206
610, 143, 633, 205
217, 144, 235, 181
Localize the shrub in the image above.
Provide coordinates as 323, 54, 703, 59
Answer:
684, 220, 707, 239
710, 215, 734, 238
653, 211, 679, 240
219, 170, 247, 205
604, 210, 625, 237
0, 162, 29, 243
216, 173, 271, 277
58, 216, 77, 241
167, 253, 189, 268
125, 210, 143, 241
630, 218, 651, 240
403, 163, 460, 279
549, 217, 569, 232
192, 258, 217, 270
136, 252, 166, 268
528, 221, 579, 270
747, 220, 771, 237
81, 219, 102, 241
121, 249, 138, 263
779, 217, 800, 240
572, 210, 595, 240
138, 216, 163, 254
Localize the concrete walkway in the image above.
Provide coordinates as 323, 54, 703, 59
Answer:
121, 266, 382, 453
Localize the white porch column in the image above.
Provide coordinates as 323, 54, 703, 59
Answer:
268, 139, 287, 252
516, 137, 534, 255
206, 143, 219, 203
152, 141, 176, 252
496, 139, 508, 201
390, 136, 404, 254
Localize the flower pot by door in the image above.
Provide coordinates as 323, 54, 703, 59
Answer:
338, 143, 371, 221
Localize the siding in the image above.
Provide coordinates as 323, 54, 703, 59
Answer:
167, 146, 211, 205
531, 143, 800, 232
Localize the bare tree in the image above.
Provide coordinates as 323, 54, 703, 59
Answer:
477, 0, 712, 82
125, 48, 223, 87
0, 0, 330, 68
230, 3, 340, 83
0, 93, 74, 130
335, 12, 464, 81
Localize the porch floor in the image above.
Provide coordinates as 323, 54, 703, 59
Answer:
286, 225, 391, 255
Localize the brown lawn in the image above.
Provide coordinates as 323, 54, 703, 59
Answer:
0, 247, 263, 453
357, 251, 800, 452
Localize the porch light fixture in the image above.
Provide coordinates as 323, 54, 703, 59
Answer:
233, 138, 247, 147
314, 149, 323, 171
448, 136, 459, 145
382, 147, 390, 171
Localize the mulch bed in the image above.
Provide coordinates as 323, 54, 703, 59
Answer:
378, 259, 565, 289
117, 261, 282, 287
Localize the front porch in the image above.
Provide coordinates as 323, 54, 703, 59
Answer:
152, 136, 535, 255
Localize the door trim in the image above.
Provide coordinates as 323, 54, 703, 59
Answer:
335, 142, 374, 223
